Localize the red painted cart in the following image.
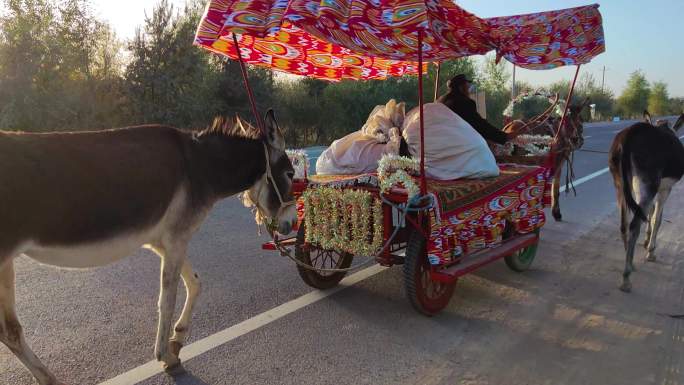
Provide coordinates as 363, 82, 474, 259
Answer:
194, 1, 606, 315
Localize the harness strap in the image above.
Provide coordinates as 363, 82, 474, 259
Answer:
262, 142, 294, 206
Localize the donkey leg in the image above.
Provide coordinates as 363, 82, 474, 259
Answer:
619, 200, 629, 251
551, 165, 563, 222
643, 205, 655, 249
0, 260, 62, 385
620, 214, 643, 292
153, 245, 186, 371
646, 185, 672, 262
169, 260, 201, 357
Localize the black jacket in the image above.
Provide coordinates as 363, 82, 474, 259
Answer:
437, 91, 509, 145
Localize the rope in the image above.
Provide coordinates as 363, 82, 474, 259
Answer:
270, 194, 435, 274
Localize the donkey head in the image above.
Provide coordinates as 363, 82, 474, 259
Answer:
564, 97, 591, 150
241, 110, 297, 235
644, 110, 684, 133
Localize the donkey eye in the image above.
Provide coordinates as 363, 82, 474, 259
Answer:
286, 171, 295, 180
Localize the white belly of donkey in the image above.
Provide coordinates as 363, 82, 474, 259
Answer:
22, 229, 162, 268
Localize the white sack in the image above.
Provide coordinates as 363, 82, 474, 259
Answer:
316, 99, 405, 175
402, 103, 499, 180
316, 128, 401, 175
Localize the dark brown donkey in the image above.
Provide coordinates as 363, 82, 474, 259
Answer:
609, 112, 684, 292
550, 98, 590, 221
0, 111, 297, 385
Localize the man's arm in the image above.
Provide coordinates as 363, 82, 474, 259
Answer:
458, 99, 510, 145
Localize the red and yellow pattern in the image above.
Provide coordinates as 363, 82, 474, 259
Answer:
194, 0, 605, 81
296, 164, 553, 266
426, 164, 552, 265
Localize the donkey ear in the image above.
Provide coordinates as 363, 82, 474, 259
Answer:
264, 109, 284, 150
673, 113, 684, 131
643, 110, 653, 124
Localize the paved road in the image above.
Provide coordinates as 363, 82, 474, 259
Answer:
3, 118, 684, 385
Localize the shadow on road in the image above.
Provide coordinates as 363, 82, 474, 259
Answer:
167, 367, 211, 385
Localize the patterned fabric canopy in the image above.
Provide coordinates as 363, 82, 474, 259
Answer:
194, 1, 605, 81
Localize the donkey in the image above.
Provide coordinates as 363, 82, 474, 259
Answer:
550, 98, 591, 221
0, 110, 297, 385
609, 112, 684, 292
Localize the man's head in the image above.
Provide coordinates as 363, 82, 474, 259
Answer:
447, 74, 473, 97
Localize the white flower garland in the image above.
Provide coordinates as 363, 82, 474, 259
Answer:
302, 187, 383, 256
378, 154, 420, 200
491, 134, 553, 157
286, 149, 309, 180
503, 90, 565, 118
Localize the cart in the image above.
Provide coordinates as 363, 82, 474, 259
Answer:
194, 1, 606, 315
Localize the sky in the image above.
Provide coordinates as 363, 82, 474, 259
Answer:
4, 0, 683, 97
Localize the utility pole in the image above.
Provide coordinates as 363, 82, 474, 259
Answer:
601, 65, 606, 93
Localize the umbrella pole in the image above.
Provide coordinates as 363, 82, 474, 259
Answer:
232, 33, 265, 134
556, 65, 582, 141
433, 62, 441, 102
418, 30, 427, 196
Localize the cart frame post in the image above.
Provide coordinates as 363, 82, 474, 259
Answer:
417, 30, 427, 196
556, 65, 582, 141
232, 33, 265, 135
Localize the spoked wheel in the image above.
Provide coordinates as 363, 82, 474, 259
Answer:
294, 225, 354, 289
404, 228, 456, 316
504, 230, 540, 272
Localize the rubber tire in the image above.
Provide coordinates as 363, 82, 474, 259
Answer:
504, 231, 540, 272
294, 225, 354, 290
403, 229, 456, 316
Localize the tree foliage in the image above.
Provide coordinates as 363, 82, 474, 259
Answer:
618, 70, 651, 118
1, 0, 681, 141
648, 81, 670, 116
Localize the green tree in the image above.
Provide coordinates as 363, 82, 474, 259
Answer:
576, 73, 614, 120
125, 0, 220, 127
618, 70, 650, 118
648, 81, 670, 116
480, 55, 510, 127
0, 0, 127, 130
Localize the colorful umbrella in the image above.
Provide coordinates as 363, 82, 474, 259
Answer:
194, 0, 605, 81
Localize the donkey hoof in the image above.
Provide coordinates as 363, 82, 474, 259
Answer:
164, 362, 185, 376
552, 210, 562, 222
647, 254, 657, 262
619, 282, 632, 293
163, 358, 183, 374
170, 340, 183, 357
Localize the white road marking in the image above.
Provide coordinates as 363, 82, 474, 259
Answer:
101, 160, 620, 385
98, 264, 388, 385
559, 167, 610, 193
584, 135, 592, 139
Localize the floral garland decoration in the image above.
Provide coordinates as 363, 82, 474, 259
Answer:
377, 154, 420, 200
513, 134, 553, 156
503, 90, 565, 118
302, 187, 383, 256
491, 134, 553, 157
286, 149, 309, 180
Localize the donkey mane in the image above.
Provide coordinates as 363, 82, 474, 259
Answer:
196, 116, 262, 140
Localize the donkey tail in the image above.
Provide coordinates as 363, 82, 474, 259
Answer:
620, 139, 647, 221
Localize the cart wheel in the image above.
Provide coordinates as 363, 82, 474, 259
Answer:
504, 231, 540, 272
404, 228, 456, 316
294, 225, 354, 290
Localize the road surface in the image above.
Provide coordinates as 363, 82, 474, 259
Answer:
2, 118, 684, 385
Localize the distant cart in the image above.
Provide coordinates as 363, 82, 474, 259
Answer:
194, 1, 606, 315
